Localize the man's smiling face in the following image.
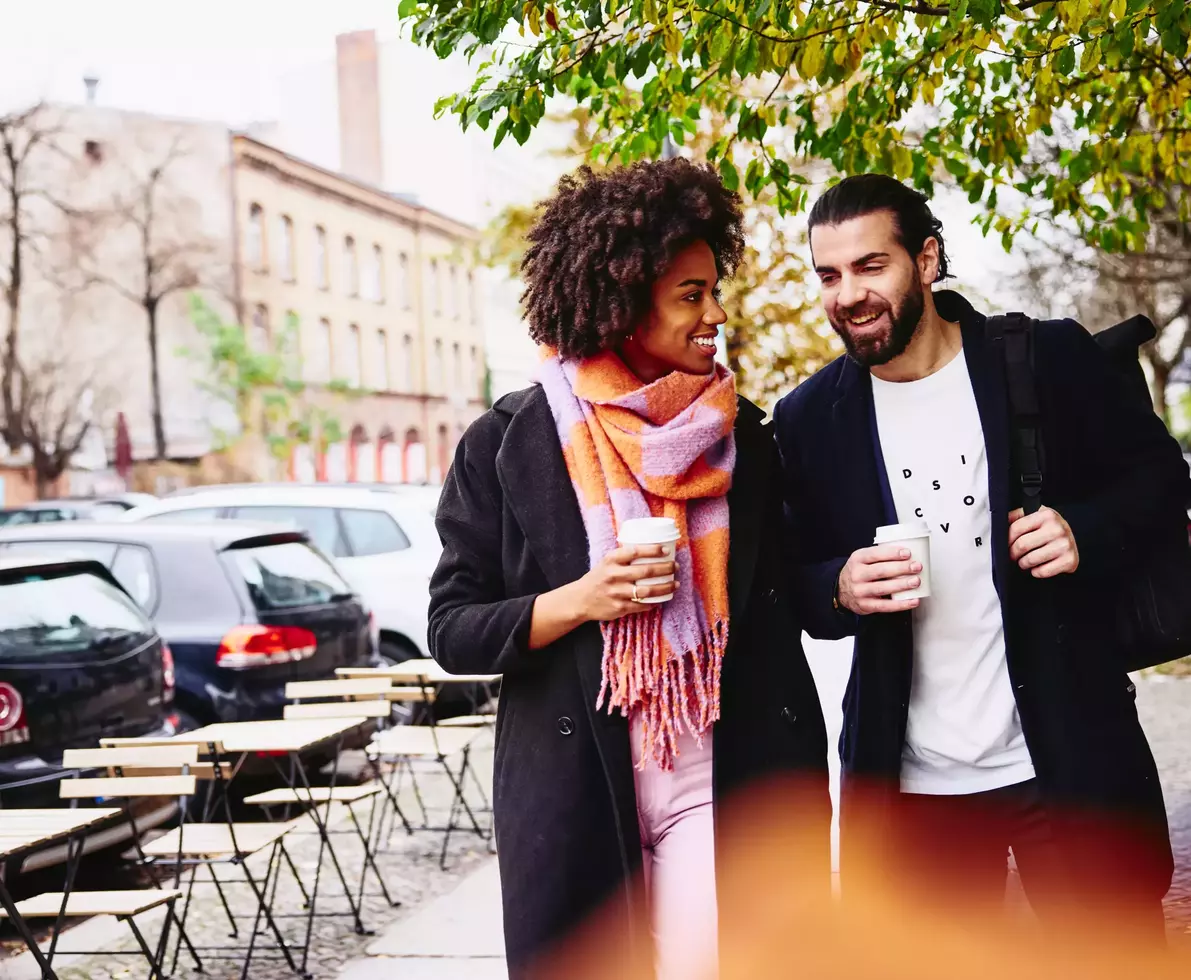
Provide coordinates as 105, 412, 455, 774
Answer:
811, 210, 937, 367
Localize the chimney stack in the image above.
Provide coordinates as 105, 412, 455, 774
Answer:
83, 72, 99, 106
336, 31, 384, 186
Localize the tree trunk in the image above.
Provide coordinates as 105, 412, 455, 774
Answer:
32, 451, 53, 500
2, 179, 22, 450
147, 298, 166, 459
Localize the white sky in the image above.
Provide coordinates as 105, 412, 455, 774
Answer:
0, 0, 401, 123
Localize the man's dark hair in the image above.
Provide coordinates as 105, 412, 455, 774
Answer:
520, 159, 745, 359
808, 174, 951, 282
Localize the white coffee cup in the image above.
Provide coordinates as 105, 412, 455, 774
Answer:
873, 522, 932, 600
617, 517, 680, 604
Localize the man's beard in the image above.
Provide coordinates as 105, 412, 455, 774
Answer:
829, 278, 925, 367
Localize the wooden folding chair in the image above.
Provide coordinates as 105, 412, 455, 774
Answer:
367, 725, 489, 869
6, 745, 206, 979
79, 743, 307, 980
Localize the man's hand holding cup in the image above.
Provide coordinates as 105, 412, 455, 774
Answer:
837, 523, 933, 616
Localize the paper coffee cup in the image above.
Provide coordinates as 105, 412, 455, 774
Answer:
618, 517, 679, 604
873, 522, 932, 600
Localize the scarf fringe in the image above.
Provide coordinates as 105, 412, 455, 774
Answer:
597, 612, 729, 772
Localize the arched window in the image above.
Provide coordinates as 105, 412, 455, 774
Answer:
375, 329, 391, 390
344, 324, 362, 387
250, 304, 270, 350
344, 236, 359, 297
277, 215, 294, 281
314, 225, 328, 289
247, 203, 265, 269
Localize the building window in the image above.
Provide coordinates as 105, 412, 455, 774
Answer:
314, 225, 328, 289
277, 215, 295, 282
283, 310, 301, 373
376, 329, 391, 391
250, 304, 270, 351
247, 203, 265, 270
368, 244, 384, 303
317, 318, 333, 382
402, 334, 414, 392
433, 338, 444, 393
467, 269, 478, 322
471, 345, 482, 398
345, 324, 362, 387
398, 252, 411, 309
452, 342, 462, 389
344, 236, 359, 297
437, 422, 451, 482
449, 265, 460, 320
428, 259, 441, 316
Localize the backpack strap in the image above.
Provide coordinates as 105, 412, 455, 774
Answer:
986, 313, 1044, 516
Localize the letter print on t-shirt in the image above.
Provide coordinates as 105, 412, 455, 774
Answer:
871, 351, 1035, 796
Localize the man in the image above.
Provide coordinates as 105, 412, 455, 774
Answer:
774, 174, 1185, 935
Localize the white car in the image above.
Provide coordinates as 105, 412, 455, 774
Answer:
123, 484, 442, 662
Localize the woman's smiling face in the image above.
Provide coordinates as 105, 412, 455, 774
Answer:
619, 240, 727, 383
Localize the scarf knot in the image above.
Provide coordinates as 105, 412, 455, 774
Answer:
538, 348, 736, 770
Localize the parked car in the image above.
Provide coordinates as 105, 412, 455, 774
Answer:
0, 553, 177, 872
0, 493, 157, 526
0, 522, 376, 730
122, 485, 440, 665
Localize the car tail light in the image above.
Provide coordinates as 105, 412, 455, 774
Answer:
0, 682, 30, 747
217, 625, 319, 669
161, 644, 176, 701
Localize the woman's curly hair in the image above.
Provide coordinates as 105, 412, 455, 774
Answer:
520, 158, 745, 359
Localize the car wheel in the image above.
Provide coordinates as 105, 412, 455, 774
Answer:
378, 637, 420, 666
378, 638, 423, 725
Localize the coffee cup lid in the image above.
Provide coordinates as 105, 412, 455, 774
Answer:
618, 517, 680, 545
873, 521, 931, 544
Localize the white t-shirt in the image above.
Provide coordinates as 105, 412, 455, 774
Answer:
871, 350, 1036, 796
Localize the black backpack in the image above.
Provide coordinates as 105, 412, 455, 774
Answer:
986, 312, 1191, 672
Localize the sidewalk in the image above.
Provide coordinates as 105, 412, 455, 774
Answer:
338, 857, 506, 980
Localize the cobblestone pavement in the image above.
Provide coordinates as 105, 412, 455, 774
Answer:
36, 733, 496, 980
1137, 674, 1191, 938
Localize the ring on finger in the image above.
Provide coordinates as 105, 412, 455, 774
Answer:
631, 583, 643, 603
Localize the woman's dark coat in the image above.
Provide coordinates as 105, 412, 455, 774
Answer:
428, 384, 831, 977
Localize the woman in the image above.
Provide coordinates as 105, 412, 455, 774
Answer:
428, 159, 830, 979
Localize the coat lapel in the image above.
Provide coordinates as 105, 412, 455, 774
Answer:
727, 398, 766, 622
496, 390, 591, 594
831, 359, 895, 539
961, 314, 1011, 595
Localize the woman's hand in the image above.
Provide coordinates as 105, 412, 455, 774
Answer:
528, 545, 676, 649
574, 545, 676, 621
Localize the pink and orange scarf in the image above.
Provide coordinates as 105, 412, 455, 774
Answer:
537, 347, 737, 770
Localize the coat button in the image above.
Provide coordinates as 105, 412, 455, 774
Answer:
781, 707, 797, 725
557, 717, 574, 736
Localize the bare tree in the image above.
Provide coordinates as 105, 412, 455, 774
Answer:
0, 103, 67, 450
88, 130, 222, 460
11, 353, 108, 497
1015, 214, 1191, 418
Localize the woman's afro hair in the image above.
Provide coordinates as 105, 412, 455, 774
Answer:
520, 158, 745, 359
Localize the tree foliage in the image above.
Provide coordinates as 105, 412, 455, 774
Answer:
403, 0, 1191, 249
184, 298, 353, 473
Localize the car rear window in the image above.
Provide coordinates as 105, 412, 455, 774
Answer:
0, 569, 153, 660
340, 508, 411, 556
229, 506, 349, 558
228, 541, 354, 611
